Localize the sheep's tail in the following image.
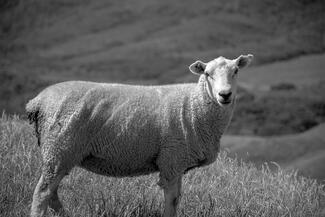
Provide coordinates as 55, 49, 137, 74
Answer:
26, 98, 42, 146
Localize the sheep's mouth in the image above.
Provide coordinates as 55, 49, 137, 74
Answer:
218, 99, 232, 105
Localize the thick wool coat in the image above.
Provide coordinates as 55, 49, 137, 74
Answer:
26, 75, 234, 188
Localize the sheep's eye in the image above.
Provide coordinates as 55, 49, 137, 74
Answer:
204, 72, 215, 80
234, 68, 238, 75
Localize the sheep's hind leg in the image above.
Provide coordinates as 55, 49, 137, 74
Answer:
162, 176, 182, 217
49, 186, 64, 214
31, 160, 69, 217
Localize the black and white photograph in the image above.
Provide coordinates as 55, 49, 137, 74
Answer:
1, 0, 324, 216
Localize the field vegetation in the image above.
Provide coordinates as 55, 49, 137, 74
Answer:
1, 114, 324, 217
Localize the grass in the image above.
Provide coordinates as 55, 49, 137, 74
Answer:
1, 113, 324, 216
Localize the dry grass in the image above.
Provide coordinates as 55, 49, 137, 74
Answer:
1, 113, 324, 217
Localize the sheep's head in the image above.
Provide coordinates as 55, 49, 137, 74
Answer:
189, 54, 253, 106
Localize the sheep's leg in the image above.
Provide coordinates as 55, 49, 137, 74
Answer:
162, 176, 182, 217
31, 162, 68, 217
48, 186, 63, 213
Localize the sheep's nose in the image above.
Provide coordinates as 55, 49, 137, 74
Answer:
218, 91, 232, 100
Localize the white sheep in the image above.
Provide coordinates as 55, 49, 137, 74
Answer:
26, 54, 253, 217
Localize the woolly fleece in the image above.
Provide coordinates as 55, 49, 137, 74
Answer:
26, 75, 234, 187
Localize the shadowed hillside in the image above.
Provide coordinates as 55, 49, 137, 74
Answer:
222, 124, 325, 180
228, 79, 325, 136
1, 0, 324, 114
238, 54, 325, 90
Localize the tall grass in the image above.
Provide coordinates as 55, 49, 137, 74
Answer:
0, 113, 324, 216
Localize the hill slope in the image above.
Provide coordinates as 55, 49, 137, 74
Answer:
238, 53, 325, 90
222, 124, 325, 180
1, 0, 324, 114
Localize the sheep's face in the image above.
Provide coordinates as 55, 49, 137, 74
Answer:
189, 54, 253, 106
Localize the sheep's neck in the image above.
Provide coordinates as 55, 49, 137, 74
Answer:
190, 76, 235, 145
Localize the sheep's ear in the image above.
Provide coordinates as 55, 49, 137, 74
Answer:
189, 60, 207, 75
236, 54, 254, 69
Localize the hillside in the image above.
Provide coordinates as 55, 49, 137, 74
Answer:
0, 114, 324, 216
228, 78, 325, 136
1, 0, 325, 114
222, 123, 325, 180
238, 53, 325, 91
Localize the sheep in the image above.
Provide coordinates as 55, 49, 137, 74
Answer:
26, 54, 253, 217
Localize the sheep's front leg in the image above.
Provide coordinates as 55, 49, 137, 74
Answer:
162, 176, 182, 217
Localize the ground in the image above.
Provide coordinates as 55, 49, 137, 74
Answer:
0, 115, 324, 216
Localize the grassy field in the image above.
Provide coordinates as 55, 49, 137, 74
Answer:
1, 115, 325, 217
